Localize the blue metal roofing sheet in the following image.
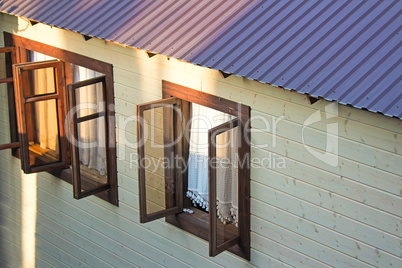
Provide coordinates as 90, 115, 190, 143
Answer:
1, 0, 401, 118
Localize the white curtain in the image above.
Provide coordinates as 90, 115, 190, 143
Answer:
187, 103, 239, 225
71, 65, 107, 176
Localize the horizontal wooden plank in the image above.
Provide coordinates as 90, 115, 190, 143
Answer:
36, 248, 70, 268
250, 162, 402, 232
117, 156, 140, 176
251, 232, 329, 268
0, 217, 21, 247
0, 238, 21, 267
117, 173, 138, 195
35, 256, 57, 268
114, 98, 137, 119
114, 67, 162, 98
116, 127, 137, 149
35, 233, 93, 268
0, 219, 60, 268
0, 111, 9, 124
251, 158, 402, 216
251, 110, 402, 175
0, 257, 10, 268
251, 199, 401, 267
116, 143, 137, 163
36, 215, 156, 268
114, 84, 161, 109
146, 184, 166, 208
250, 249, 293, 268
0, 197, 22, 225
251, 137, 401, 197
250, 181, 401, 257
251, 215, 370, 267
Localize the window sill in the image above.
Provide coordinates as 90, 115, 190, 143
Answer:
48, 168, 113, 204
166, 207, 247, 259
13, 146, 115, 205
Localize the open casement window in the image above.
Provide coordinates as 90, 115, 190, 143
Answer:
3, 33, 118, 205
137, 81, 250, 260
0, 47, 19, 151
13, 60, 68, 173
68, 75, 112, 199
208, 118, 241, 257
137, 97, 183, 223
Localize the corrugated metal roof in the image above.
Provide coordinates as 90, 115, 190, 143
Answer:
1, 0, 401, 118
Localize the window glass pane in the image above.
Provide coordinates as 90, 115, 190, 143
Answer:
71, 63, 104, 83
214, 125, 239, 246
0, 51, 12, 80
187, 103, 235, 211
143, 106, 175, 214
0, 81, 8, 110
27, 99, 60, 166
0, 82, 10, 144
74, 81, 105, 118
23, 67, 56, 97
25, 51, 57, 97
0, 52, 6, 80
71, 64, 105, 118
75, 116, 108, 193
28, 50, 56, 62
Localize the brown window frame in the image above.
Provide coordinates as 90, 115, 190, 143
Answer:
13, 60, 68, 173
137, 81, 250, 260
3, 32, 118, 206
68, 75, 113, 199
137, 97, 184, 223
0, 46, 19, 151
208, 118, 241, 257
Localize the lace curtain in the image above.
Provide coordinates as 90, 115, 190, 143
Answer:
187, 103, 239, 225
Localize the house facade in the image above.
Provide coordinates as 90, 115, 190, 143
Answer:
0, 2, 401, 267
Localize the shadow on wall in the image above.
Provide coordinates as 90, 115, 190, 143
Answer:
0, 13, 36, 267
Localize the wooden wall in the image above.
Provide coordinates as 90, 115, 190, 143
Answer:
0, 13, 401, 267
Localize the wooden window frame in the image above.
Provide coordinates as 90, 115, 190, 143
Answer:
13, 60, 68, 173
3, 32, 118, 206
137, 97, 184, 223
0, 46, 19, 151
137, 81, 250, 259
68, 75, 113, 199
208, 118, 241, 257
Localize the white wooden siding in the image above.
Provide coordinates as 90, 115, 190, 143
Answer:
0, 13, 401, 267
